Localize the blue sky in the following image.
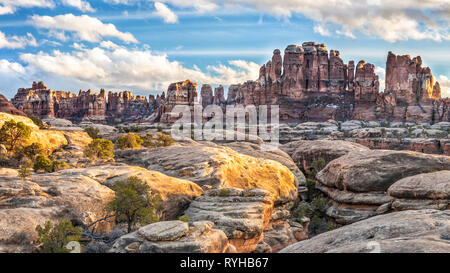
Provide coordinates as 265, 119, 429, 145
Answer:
0, 0, 449, 98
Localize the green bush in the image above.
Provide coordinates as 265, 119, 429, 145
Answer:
84, 127, 100, 139
33, 155, 53, 173
178, 216, 189, 223
156, 126, 163, 132
0, 119, 31, 153
35, 220, 82, 253
27, 114, 45, 129
142, 134, 156, 148
52, 160, 68, 172
311, 158, 326, 173
84, 139, 115, 159
219, 188, 230, 197
311, 197, 329, 213
20, 142, 44, 160
108, 176, 161, 233
116, 133, 143, 150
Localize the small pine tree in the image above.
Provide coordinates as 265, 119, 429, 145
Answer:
35, 220, 82, 253
20, 142, 44, 160
18, 159, 33, 180
108, 176, 161, 233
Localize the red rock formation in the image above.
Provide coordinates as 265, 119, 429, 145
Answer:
0, 94, 26, 116
158, 80, 198, 123
200, 84, 213, 108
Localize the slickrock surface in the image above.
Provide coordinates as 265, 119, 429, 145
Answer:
387, 171, 450, 211
0, 168, 115, 253
109, 220, 234, 253
281, 140, 369, 174
60, 164, 203, 219
184, 188, 273, 253
280, 210, 450, 253
315, 150, 450, 224
115, 142, 297, 204
0, 164, 203, 253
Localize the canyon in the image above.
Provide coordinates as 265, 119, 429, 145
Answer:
6, 42, 449, 125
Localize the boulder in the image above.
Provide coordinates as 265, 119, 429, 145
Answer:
184, 188, 273, 253
116, 142, 297, 204
109, 220, 234, 253
281, 140, 369, 174
280, 209, 450, 253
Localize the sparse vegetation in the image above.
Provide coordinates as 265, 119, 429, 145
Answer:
84, 139, 115, 159
52, 160, 68, 172
219, 188, 230, 197
108, 176, 161, 233
33, 154, 53, 173
142, 134, 156, 148
84, 127, 100, 139
18, 159, 33, 180
117, 125, 145, 133
27, 114, 45, 129
156, 133, 175, 147
116, 133, 143, 150
19, 142, 44, 160
178, 215, 189, 223
35, 220, 82, 253
0, 119, 31, 154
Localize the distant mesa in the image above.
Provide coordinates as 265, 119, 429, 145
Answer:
6, 42, 450, 124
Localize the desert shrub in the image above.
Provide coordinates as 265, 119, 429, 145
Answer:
311, 157, 326, 173
52, 160, 68, 172
156, 126, 163, 132
310, 214, 323, 233
33, 155, 53, 173
219, 188, 230, 197
84, 139, 115, 159
294, 204, 309, 224
116, 133, 143, 150
35, 220, 82, 253
27, 114, 45, 129
326, 224, 335, 232
0, 119, 31, 153
141, 134, 156, 148
108, 176, 161, 233
20, 142, 44, 160
118, 125, 144, 133
178, 216, 189, 223
311, 197, 329, 213
18, 159, 33, 180
156, 133, 174, 147
84, 127, 100, 139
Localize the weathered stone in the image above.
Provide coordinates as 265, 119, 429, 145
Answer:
280, 210, 450, 253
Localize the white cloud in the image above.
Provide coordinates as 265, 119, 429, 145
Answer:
375, 67, 385, 92
29, 14, 138, 43
313, 25, 331, 37
438, 75, 450, 98
18, 45, 259, 92
61, 0, 95, 12
154, 2, 178, 24
0, 31, 37, 49
158, 0, 450, 42
0, 0, 54, 15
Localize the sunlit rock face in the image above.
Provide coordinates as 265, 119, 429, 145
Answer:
0, 94, 25, 116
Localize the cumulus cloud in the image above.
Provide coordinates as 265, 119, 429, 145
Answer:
375, 67, 386, 92
154, 2, 178, 23
18, 44, 259, 92
29, 14, 138, 43
438, 75, 450, 98
61, 0, 95, 12
0, 31, 37, 49
158, 0, 450, 42
0, 0, 54, 15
